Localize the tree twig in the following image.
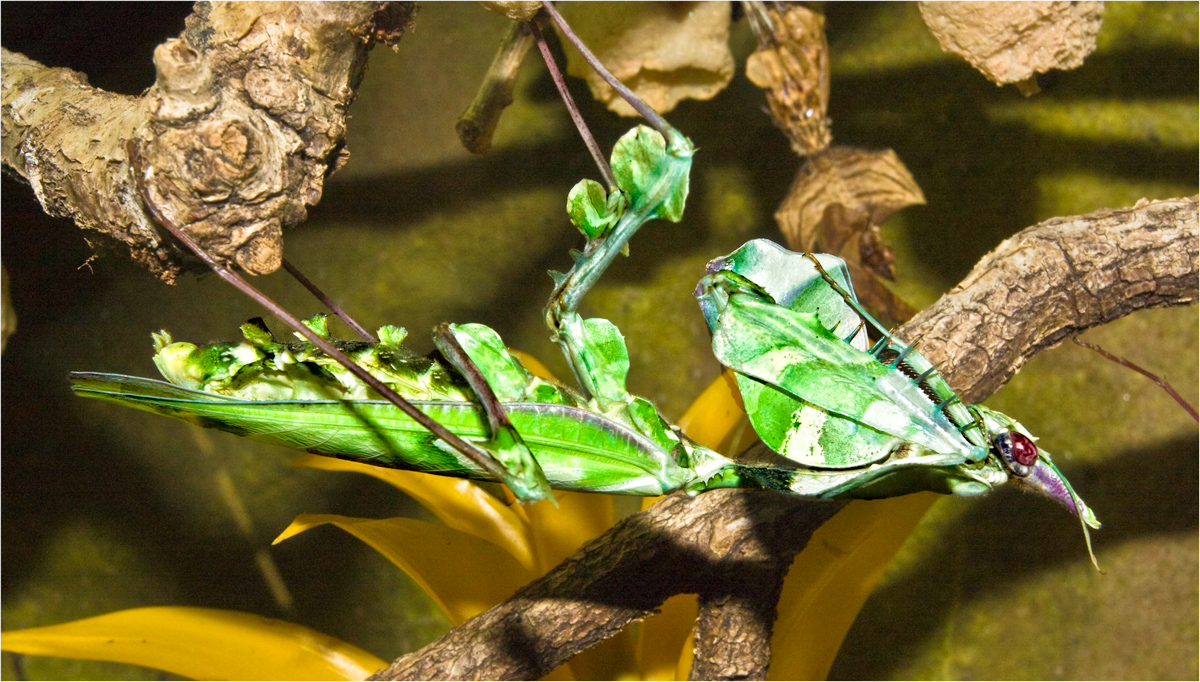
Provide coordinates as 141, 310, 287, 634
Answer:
457, 20, 536, 155
1, 2, 414, 282
369, 196, 1198, 681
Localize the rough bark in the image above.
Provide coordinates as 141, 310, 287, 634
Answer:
370, 196, 1198, 681
905, 196, 1198, 403
371, 491, 846, 681
0, 2, 414, 282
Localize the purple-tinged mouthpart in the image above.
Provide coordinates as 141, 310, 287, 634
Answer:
1016, 455, 1103, 571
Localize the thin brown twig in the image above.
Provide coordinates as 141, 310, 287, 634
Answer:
125, 139, 518, 492
1071, 337, 1198, 422
531, 18, 616, 191
456, 20, 536, 155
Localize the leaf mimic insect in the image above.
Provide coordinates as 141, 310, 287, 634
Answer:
695, 239, 1101, 568
70, 125, 1099, 569
72, 2, 1098, 566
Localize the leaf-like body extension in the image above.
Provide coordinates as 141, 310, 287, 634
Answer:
0, 606, 384, 681
699, 239, 868, 350
558, 314, 632, 409
70, 374, 696, 496
567, 178, 623, 239
611, 125, 690, 222
446, 323, 535, 402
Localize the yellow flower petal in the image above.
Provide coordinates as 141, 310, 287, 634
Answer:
767, 493, 938, 680
292, 454, 536, 571
0, 606, 385, 681
507, 348, 557, 381
275, 514, 535, 625
635, 593, 697, 680
523, 491, 615, 572
675, 369, 745, 450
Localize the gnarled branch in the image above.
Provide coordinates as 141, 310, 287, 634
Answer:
1, 2, 414, 282
370, 196, 1198, 681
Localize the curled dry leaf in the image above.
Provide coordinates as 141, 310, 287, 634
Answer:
744, 2, 831, 156
558, 1, 735, 117
775, 147, 925, 323
480, 1, 541, 23
918, 1, 1104, 92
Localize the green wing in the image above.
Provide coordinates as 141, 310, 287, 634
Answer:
711, 295, 978, 458
697, 242, 985, 465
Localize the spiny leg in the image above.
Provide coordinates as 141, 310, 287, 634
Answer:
433, 324, 555, 504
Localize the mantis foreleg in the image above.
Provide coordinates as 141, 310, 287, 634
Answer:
433, 323, 555, 504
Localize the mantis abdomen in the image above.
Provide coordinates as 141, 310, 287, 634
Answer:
71, 373, 698, 496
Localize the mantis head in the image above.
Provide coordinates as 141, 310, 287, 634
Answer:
972, 405, 1103, 570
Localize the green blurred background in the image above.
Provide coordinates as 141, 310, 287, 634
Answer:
2, 2, 1195, 679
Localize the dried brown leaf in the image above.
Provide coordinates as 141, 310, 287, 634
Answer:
744, 2, 831, 155
775, 147, 925, 324
558, 1, 734, 117
776, 147, 925, 252
918, 1, 1104, 89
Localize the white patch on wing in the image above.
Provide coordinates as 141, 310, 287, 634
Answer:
779, 404, 827, 463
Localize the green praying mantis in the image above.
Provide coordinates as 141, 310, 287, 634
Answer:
70, 114, 1101, 566
70, 3, 1100, 572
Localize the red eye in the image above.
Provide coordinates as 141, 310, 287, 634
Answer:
1009, 432, 1038, 466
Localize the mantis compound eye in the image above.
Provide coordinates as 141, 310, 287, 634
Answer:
992, 431, 1038, 477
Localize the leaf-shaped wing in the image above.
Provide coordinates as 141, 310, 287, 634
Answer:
711, 295, 977, 458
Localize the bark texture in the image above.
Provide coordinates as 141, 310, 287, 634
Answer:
369, 196, 1198, 680
1, 2, 414, 282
